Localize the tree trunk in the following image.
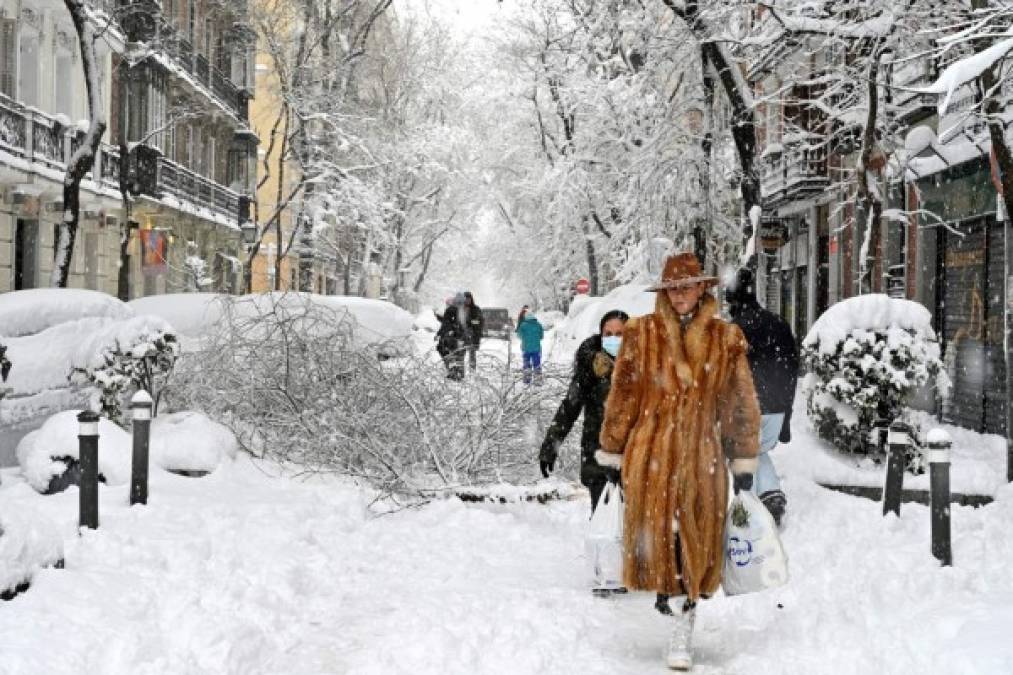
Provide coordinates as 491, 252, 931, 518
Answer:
117, 142, 132, 301
582, 216, 600, 296
857, 48, 884, 295
697, 57, 716, 266
663, 0, 760, 264
54, 0, 107, 287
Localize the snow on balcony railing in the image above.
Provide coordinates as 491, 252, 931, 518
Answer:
155, 156, 240, 225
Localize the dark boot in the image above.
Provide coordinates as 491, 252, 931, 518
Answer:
760, 490, 787, 527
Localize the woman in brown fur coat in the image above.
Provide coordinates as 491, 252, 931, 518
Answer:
596, 252, 761, 671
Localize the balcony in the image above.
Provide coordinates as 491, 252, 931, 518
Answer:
0, 93, 119, 190
760, 141, 829, 209
162, 37, 247, 121
133, 145, 240, 226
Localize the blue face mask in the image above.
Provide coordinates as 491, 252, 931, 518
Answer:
601, 336, 622, 357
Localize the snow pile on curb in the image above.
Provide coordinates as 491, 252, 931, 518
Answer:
16, 411, 131, 492
549, 283, 656, 358
0, 509, 63, 594
0, 289, 134, 338
152, 411, 239, 473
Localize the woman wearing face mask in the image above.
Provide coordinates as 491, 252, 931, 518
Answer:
538, 309, 630, 512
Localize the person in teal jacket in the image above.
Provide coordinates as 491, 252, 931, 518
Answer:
515, 309, 545, 385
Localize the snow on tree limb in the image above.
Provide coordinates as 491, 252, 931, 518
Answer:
922, 35, 1013, 114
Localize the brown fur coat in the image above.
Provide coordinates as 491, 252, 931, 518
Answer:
599, 292, 761, 600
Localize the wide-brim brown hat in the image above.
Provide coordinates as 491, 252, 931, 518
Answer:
647, 251, 719, 292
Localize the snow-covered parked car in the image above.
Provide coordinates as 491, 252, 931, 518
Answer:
128, 293, 227, 352
130, 292, 414, 358
482, 307, 513, 340
0, 289, 145, 398
0, 288, 134, 339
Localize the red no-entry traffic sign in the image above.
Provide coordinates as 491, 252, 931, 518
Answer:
575, 278, 590, 294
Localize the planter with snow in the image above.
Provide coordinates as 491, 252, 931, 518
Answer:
801, 294, 949, 472
16, 411, 131, 494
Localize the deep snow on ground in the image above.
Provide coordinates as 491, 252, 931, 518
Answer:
3, 420, 1013, 674
3, 337, 1012, 674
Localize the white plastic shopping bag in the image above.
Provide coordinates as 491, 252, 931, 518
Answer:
722, 490, 789, 596
586, 481, 624, 589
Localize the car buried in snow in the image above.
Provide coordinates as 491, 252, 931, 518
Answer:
482, 308, 513, 340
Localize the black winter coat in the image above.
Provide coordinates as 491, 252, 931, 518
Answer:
540, 335, 615, 485
461, 305, 484, 346
436, 306, 464, 357
731, 299, 799, 416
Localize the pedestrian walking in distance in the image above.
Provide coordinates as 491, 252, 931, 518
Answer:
725, 267, 799, 526
436, 302, 465, 381
459, 291, 484, 374
597, 251, 760, 671
515, 309, 545, 384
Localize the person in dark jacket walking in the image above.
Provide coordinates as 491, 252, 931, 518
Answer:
538, 309, 629, 510
436, 304, 465, 381
459, 291, 484, 373
725, 268, 799, 526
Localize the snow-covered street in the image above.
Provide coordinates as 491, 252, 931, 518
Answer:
3, 422, 1013, 674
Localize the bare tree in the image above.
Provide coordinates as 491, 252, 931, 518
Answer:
53, 0, 108, 287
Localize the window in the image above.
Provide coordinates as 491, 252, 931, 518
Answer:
85, 232, 99, 289
204, 18, 213, 62
18, 30, 39, 107
127, 76, 149, 142
188, 0, 197, 44
54, 49, 74, 117
0, 19, 15, 98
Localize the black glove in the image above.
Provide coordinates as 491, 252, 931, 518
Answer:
539, 445, 557, 478
733, 473, 753, 495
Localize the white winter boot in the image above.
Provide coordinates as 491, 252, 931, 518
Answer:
666, 604, 696, 670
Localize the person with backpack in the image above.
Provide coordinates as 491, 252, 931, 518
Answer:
515, 309, 545, 384
436, 303, 465, 381
725, 267, 799, 526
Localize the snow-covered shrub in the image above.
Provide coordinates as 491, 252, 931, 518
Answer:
16, 410, 132, 493
802, 295, 949, 472
168, 293, 568, 496
69, 316, 179, 425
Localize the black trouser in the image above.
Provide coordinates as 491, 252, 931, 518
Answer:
656, 535, 695, 614
587, 477, 608, 513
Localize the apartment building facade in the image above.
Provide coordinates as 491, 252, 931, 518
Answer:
748, 7, 1009, 435
0, 0, 256, 298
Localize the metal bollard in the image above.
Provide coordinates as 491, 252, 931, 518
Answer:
78, 410, 100, 530
927, 429, 953, 566
130, 390, 153, 506
883, 421, 910, 517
